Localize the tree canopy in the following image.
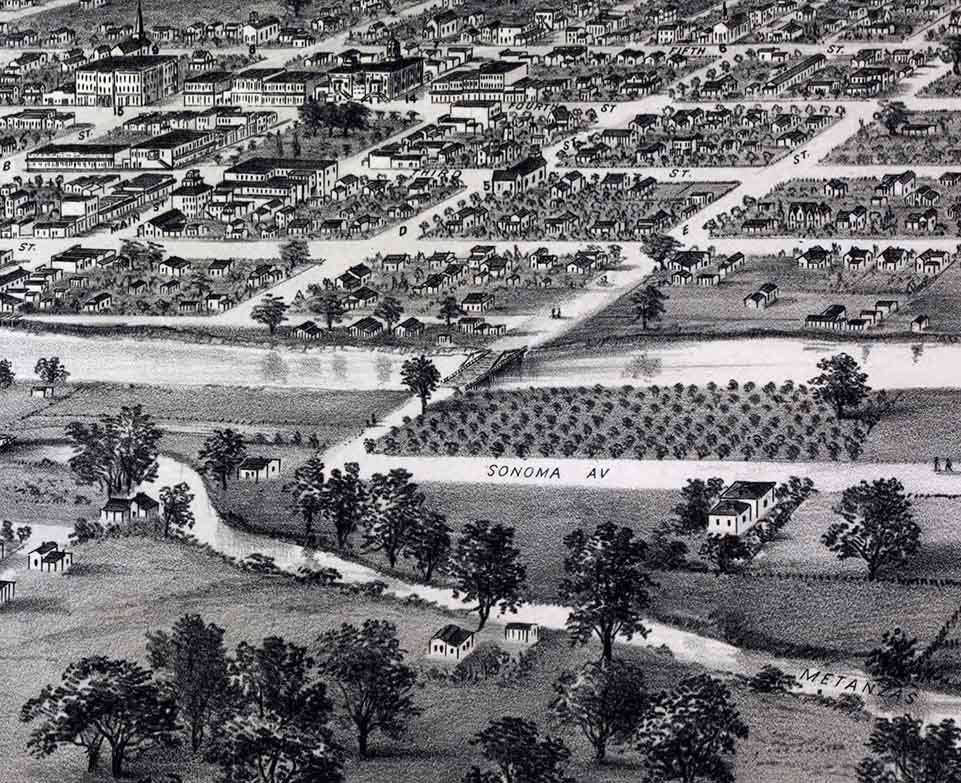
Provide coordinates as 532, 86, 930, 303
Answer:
198, 429, 247, 491
822, 478, 918, 580
857, 716, 961, 783
559, 522, 656, 661
635, 674, 748, 783
146, 614, 227, 752
314, 620, 419, 757
449, 519, 527, 630
66, 405, 163, 497
21, 656, 180, 778
550, 660, 650, 761
401, 355, 441, 415
251, 294, 289, 335
467, 717, 573, 783
809, 352, 871, 419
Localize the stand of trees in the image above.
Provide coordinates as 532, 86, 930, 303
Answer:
22, 614, 420, 780
66, 405, 163, 498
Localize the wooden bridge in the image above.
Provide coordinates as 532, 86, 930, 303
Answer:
442, 347, 527, 389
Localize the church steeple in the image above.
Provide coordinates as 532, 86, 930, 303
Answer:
136, 0, 145, 39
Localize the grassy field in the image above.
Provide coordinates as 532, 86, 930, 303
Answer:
0, 537, 873, 783
210, 473, 961, 678
859, 387, 961, 462
558, 251, 936, 342
824, 111, 961, 166
0, 458, 97, 527
20, 383, 406, 428
652, 568, 961, 661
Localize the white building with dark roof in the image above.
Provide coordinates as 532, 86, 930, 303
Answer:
707, 481, 777, 536
428, 624, 475, 659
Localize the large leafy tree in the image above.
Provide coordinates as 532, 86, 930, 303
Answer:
671, 478, 726, 537
300, 98, 341, 137
856, 715, 961, 783
642, 233, 683, 269
280, 239, 310, 272
374, 295, 404, 334
401, 354, 441, 415
321, 461, 368, 549
34, 355, 70, 389
875, 100, 910, 136
438, 295, 461, 326
558, 522, 656, 661
363, 468, 426, 568
448, 519, 527, 631
822, 478, 918, 580
251, 294, 289, 335
0, 357, 14, 389
66, 405, 163, 497
809, 352, 871, 419
635, 674, 748, 783
314, 620, 419, 758
629, 285, 669, 329
21, 656, 180, 778
550, 660, 650, 762
213, 636, 342, 783
198, 428, 247, 491
403, 509, 451, 581
311, 288, 347, 331
146, 614, 228, 752
467, 717, 573, 783
339, 101, 370, 136
158, 482, 195, 538
284, 454, 326, 546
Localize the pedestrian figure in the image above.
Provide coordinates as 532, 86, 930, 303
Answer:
948, 458, 955, 472
936, 457, 941, 472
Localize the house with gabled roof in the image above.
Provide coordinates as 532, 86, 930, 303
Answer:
428, 624, 475, 659
237, 457, 282, 482
28, 541, 73, 572
708, 481, 777, 536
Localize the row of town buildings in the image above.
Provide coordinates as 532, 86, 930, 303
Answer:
26, 106, 278, 171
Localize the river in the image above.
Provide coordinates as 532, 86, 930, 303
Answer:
502, 338, 951, 390
1, 329, 958, 392
0, 330, 466, 391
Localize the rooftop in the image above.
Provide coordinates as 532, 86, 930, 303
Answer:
723, 481, 777, 500
432, 624, 474, 645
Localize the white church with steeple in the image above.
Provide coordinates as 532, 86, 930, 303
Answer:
110, 0, 154, 57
